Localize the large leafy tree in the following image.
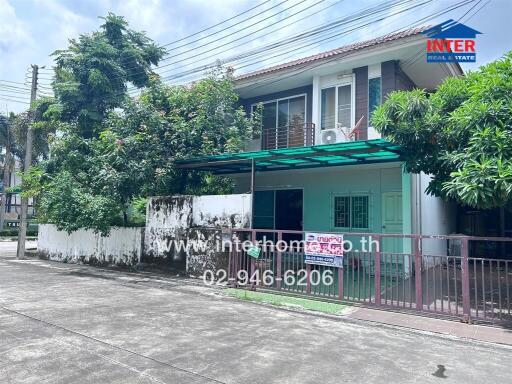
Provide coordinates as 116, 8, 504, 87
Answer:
25, 15, 256, 234
22, 13, 166, 234
52, 13, 165, 138
109, 71, 254, 197
372, 51, 512, 209
31, 71, 255, 234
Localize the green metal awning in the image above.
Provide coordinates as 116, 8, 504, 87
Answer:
175, 139, 402, 174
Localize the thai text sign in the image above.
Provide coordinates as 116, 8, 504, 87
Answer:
305, 233, 343, 267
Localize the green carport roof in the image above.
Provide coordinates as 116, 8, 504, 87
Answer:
175, 139, 402, 174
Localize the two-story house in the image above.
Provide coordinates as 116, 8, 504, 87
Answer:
177, 27, 463, 254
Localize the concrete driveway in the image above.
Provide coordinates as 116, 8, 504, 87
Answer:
0, 241, 511, 384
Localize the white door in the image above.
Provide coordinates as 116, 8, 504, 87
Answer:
381, 192, 403, 253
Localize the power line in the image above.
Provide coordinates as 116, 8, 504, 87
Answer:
464, 0, 490, 22
0, 79, 29, 86
0, 93, 30, 101
156, 0, 349, 77
52, 0, 399, 97
458, 0, 483, 20
156, 0, 313, 66
161, 0, 275, 47
401, 0, 479, 68
156, 0, 423, 83
161, 0, 287, 51
105, 0, 300, 76
123, 0, 434, 95
0, 97, 28, 105
242, 0, 475, 92
0, 84, 31, 93
123, 0, 409, 94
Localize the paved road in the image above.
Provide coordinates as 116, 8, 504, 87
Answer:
0, 242, 511, 384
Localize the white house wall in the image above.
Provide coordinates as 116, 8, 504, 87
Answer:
233, 163, 404, 234
417, 173, 457, 257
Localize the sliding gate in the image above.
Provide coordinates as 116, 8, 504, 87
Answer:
226, 229, 512, 324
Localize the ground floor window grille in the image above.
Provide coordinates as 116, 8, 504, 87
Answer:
334, 195, 369, 229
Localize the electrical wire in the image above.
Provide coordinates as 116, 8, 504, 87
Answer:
162, 0, 275, 47
158, 0, 318, 66
156, 0, 428, 83
156, 0, 348, 77
161, 0, 288, 52
137, 0, 416, 89
241, 0, 475, 92
0, 97, 29, 105
6, 0, 477, 111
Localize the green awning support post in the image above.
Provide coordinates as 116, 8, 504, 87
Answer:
251, 157, 255, 229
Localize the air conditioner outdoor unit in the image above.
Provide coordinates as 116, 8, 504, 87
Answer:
320, 128, 343, 144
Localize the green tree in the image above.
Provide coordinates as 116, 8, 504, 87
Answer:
106, 70, 254, 197
52, 13, 165, 138
372, 51, 512, 210
32, 71, 255, 234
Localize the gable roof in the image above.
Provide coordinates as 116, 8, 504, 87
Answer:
423, 19, 482, 39
235, 26, 430, 82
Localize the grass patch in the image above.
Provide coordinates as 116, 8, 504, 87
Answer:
224, 288, 347, 315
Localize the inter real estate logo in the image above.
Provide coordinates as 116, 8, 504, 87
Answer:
423, 19, 482, 63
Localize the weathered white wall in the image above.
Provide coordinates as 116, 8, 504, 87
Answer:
38, 224, 144, 266
144, 194, 251, 273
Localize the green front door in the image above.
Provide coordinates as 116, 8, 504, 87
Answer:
381, 191, 403, 254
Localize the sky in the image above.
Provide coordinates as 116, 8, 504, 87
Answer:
0, 0, 511, 113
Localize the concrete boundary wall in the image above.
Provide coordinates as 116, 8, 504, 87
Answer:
38, 224, 144, 266
144, 194, 252, 273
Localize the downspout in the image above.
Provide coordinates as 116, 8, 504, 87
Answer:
250, 158, 255, 229
417, 173, 422, 236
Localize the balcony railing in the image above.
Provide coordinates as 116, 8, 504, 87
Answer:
261, 122, 315, 150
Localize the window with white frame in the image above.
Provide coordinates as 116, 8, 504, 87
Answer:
333, 195, 369, 229
251, 95, 306, 148
320, 79, 354, 130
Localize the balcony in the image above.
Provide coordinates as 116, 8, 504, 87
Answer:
261, 122, 315, 150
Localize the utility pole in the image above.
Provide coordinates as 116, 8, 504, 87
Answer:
0, 106, 12, 231
16, 64, 38, 259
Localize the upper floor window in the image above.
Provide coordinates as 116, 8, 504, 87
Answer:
321, 83, 353, 130
368, 77, 381, 120
251, 95, 306, 149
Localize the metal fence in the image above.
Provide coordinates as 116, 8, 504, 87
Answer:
226, 229, 512, 324
261, 123, 315, 150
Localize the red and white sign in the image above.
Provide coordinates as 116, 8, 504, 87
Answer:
305, 232, 344, 267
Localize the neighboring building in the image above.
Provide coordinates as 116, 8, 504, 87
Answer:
177, 27, 463, 253
0, 158, 35, 229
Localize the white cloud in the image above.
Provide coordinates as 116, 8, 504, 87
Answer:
0, 0, 509, 113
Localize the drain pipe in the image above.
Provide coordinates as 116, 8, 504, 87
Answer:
250, 158, 255, 229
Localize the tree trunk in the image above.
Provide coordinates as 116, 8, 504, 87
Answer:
123, 210, 128, 227
0, 149, 12, 231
